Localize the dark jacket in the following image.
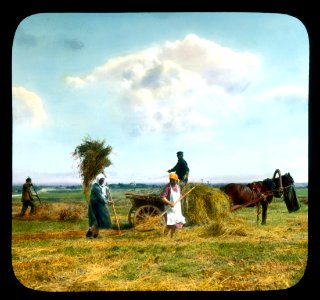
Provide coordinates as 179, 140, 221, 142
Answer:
88, 182, 112, 228
21, 183, 33, 202
169, 158, 189, 181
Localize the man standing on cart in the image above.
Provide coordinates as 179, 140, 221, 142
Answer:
167, 151, 189, 186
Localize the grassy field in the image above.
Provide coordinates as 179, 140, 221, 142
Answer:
11, 185, 308, 292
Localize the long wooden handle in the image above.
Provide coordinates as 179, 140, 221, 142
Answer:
102, 172, 121, 234
32, 185, 42, 204
160, 186, 196, 217
107, 187, 121, 235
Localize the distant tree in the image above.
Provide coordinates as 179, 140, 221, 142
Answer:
72, 135, 112, 203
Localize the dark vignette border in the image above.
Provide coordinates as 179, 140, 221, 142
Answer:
2, 1, 318, 300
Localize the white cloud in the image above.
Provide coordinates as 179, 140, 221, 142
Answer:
65, 33, 263, 135
65, 76, 87, 88
12, 86, 48, 127
161, 33, 261, 92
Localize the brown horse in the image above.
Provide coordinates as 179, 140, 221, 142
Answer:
220, 182, 269, 225
221, 171, 300, 225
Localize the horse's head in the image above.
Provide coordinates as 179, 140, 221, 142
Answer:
282, 173, 294, 187
271, 172, 294, 198
273, 173, 294, 189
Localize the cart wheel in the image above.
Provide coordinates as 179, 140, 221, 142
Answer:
128, 207, 136, 227
133, 205, 165, 232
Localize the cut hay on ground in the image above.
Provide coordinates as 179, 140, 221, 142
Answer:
13, 202, 87, 221
133, 215, 166, 232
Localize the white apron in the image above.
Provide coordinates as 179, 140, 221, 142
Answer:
166, 186, 186, 226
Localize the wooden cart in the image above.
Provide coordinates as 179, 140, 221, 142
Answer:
124, 192, 166, 231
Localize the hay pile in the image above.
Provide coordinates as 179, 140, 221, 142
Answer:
182, 184, 254, 236
182, 183, 231, 225
14, 202, 87, 221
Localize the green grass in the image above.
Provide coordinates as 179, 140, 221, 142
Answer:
11, 186, 308, 291
12, 219, 89, 233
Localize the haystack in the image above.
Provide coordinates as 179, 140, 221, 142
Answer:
21, 202, 87, 221
182, 183, 231, 226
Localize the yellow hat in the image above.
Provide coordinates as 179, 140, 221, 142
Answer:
169, 172, 178, 180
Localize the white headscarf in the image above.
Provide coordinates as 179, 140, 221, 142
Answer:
96, 173, 106, 185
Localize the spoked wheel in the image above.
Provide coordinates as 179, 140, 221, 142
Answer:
128, 207, 136, 227
133, 205, 165, 232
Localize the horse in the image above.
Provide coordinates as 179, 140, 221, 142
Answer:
220, 182, 269, 225
221, 171, 300, 225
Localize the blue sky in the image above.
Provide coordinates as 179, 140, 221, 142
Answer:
12, 12, 309, 185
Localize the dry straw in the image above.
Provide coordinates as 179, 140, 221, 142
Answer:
181, 183, 234, 236
131, 183, 233, 234
182, 183, 231, 225
14, 202, 87, 221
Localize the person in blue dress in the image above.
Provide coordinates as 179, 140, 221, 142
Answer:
86, 173, 112, 238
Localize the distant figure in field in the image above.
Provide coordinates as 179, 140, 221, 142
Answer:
86, 173, 113, 238
167, 151, 189, 185
160, 172, 186, 238
20, 177, 36, 217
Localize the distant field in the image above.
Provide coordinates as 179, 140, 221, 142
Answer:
11, 184, 308, 202
11, 185, 308, 292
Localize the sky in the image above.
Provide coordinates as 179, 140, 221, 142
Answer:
12, 12, 309, 185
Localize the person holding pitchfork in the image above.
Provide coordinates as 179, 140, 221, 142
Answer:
86, 173, 113, 238
160, 172, 186, 238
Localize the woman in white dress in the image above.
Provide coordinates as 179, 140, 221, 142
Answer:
160, 172, 186, 238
